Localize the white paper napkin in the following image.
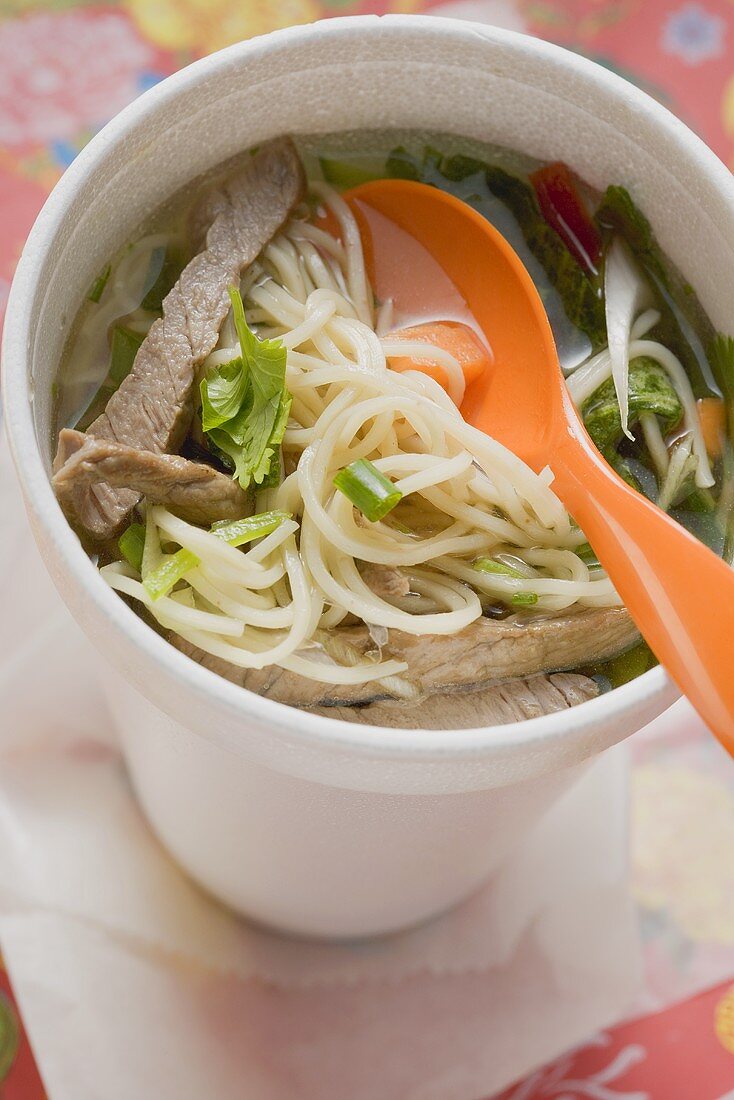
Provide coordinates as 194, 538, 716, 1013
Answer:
0, 430, 642, 1098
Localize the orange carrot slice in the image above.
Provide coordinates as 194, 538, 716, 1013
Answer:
697, 397, 727, 458
385, 321, 491, 394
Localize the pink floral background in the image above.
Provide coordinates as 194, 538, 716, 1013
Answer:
1, 1, 734, 1097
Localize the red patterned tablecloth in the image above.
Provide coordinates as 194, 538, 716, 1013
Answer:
1, 2, 734, 1097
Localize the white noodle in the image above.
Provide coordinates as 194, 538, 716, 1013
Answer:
103, 183, 629, 687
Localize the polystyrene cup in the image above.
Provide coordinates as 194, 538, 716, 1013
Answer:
5, 15, 729, 937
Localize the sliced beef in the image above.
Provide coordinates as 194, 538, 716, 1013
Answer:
359, 563, 411, 599
55, 137, 306, 543
170, 605, 638, 709
310, 672, 600, 729
53, 429, 250, 526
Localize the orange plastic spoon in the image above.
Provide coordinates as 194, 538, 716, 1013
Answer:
346, 179, 734, 752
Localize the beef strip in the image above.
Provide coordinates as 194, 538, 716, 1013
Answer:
360, 564, 411, 599
170, 605, 638, 709
53, 429, 250, 526
310, 672, 600, 729
54, 137, 306, 543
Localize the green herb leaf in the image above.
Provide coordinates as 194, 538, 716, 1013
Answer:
385, 145, 422, 181
201, 356, 250, 430
118, 522, 146, 572
333, 458, 403, 522
473, 557, 526, 578
87, 263, 111, 303
200, 286, 291, 489
211, 510, 291, 547
485, 165, 607, 347
582, 355, 683, 457
143, 548, 200, 601
75, 325, 145, 431
511, 592, 539, 607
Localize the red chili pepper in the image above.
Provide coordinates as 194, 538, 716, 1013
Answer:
530, 161, 602, 274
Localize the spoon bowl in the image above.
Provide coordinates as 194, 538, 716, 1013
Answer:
348, 178, 734, 753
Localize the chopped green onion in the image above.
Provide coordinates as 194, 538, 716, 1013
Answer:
87, 264, 111, 303
473, 557, 526, 579
143, 548, 200, 601
118, 523, 146, 572
511, 592, 539, 607
333, 458, 403, 522
211, 510, 291, 547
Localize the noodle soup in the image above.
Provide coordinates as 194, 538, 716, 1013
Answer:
51, 132, 734, 729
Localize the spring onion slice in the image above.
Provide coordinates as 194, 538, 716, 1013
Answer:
333, 458, 402, 522
473, 557, 526, 578
118, 523, 146, 572
144, 548, 200, 601
211, 510, 292, 547
511, 592, 539, 607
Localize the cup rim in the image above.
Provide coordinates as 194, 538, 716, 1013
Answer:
5, 12, 716, 759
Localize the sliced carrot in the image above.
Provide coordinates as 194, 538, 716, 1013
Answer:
697, 396, 727, 458
385, 321, 491, 395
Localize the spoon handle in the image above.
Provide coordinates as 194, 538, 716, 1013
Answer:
554, 434, 734, 754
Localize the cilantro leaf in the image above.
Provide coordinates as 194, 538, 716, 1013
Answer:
200, 286, 290, 489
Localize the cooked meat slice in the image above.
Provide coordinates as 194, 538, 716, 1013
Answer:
55, 137, 306, 543
309, 673, 600, 729
53, 429, 249, 526
170, 605, 638, 708
359, 563, 411, 599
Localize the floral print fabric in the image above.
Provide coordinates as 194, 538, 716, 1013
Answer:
0, 2, 733, 1096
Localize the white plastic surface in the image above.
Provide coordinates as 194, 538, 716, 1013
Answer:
4, 15, 729, 933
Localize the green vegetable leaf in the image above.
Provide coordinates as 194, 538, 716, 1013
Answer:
200, 286, 291, 489
484, 165, 607, 347
201, 356, 250, 430
118, 522, 146, 572
434, 153, 487, 182
333, 458, 403, 522
582, 639, 658, 690
582, 355, 683, 457
143, 548, 200, 601
87, 263, 111, 303
75, 325, 145, 431
211, 510, 291, 547
596, 186, 719, 398
385, 145, 422, 181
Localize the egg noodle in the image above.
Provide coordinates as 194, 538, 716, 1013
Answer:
102, 181, 622, 689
